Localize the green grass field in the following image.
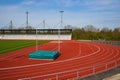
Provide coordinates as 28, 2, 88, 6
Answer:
0, 40, 49, 54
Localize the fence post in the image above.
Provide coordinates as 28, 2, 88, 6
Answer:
56, 73, 58, 80
93, 66, 96, 75
77, 71, 79, 79
115, 60, 117, 68
106, 63, 108, 71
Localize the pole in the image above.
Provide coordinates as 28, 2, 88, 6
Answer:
36, 28, 38, 51
106, 64, 108, 71
59, 11, 64, 52
56, 74, 58, 80
43, 20, 45, 29
26, 11, 29, 29
10, 20, 13, 29
93, 66, 96, 74
77, 71, 79, 79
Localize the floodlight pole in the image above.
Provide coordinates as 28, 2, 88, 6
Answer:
59, 11, 64, 52
26, 11, 29, 29
43, 20, 45, 29
9, 20, 13, 29
36, 28, 38, 51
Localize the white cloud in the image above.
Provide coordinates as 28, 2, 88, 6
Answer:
83, 0, 120, 10
21, 0, 36, 5
84, 0, 115, 6
59, 0, 74, 6
0, 5, 18, 11
21, 0, 54, 7
55, 0, 81, 7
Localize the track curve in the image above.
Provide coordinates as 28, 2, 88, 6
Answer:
0, 40, 120, 80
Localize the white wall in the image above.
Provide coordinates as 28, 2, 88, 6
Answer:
1, 34, 71, 40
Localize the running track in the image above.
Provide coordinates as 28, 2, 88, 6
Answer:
0, 40, 120, 80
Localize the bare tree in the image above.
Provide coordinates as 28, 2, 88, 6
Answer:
64, 25, 79, 30
101, 27, 110, 32
84, 25, 98, 32
114, 27, 120, 32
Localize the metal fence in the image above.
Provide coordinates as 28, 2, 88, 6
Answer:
18, 58, 120, 80
0, 29, 72, 34
92, 40, 120, 47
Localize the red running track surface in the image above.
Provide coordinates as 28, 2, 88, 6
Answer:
0, 40, 120, 80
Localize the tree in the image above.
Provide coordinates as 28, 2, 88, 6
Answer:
101, 27, 110, 32
84, 25, 98, 32
113, 27, 120, 40
113, 27, 120, 33
64, 25, 79, 30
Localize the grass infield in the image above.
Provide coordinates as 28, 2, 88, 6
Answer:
0, 40, 49, 54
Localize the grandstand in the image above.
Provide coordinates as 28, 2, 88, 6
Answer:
0, 29, 72, 40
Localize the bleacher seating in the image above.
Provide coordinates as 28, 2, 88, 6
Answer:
1, 34, 71, 40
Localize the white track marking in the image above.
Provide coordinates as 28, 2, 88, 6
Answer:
0, 43, 100, 70
0, 43, 100, 74
19, 46, 120, 80
0, 46, 104, 77
0, 43, 101, 77
1, 43, 120, 80
0, 47, 103, 78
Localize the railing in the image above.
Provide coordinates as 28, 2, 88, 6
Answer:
0, 29, 72, 34
18, 58, 120, 80
92, 40, 120, 47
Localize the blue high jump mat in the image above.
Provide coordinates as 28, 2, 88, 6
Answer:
28, 50, 59, 60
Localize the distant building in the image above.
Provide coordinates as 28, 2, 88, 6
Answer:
0, 29, 72, 40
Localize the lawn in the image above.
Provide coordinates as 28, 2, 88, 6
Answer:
0, 40, 49, 54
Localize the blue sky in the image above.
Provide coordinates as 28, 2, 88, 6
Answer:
0, 0, 120, 29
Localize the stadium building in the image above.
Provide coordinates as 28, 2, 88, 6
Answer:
0, 29, 72, 40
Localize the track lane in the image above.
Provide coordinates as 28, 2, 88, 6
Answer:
0, 41, 120, 80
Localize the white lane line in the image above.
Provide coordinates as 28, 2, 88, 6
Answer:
0, 46, 102, 79
0, 43, 100, 70
3, 44, 119, 79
